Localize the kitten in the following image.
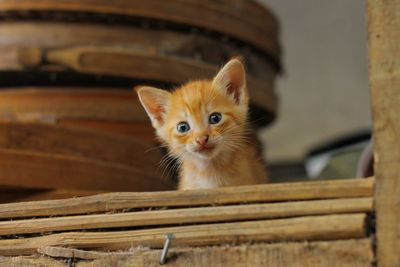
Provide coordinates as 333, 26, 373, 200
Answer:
136, 58, 267, 190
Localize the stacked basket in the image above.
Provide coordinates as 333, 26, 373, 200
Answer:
0, 0, 281, 202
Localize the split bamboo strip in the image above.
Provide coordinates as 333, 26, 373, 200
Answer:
38, 246, 134, 260
0, 214, 367, 256
0, 177, 374, 219
0, 197, 372, 236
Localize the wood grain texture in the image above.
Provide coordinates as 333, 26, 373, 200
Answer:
0, 0, 280, 58
0, 214, 367, 256
0, 198, 372, 236
0, 177, 374, 219
0, 122, 161, 170
367, 0, 400, 266
0, 148, 172, 191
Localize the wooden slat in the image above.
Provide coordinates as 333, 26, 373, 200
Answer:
0, 177, 374, 219
0, 88, 148, 122
0, 0, 280, 58
367, 0, 400, 266
0, 214, 367, 256
0, 122, 161, 170
0, 148, 172, 191
0, 198, 372, 236
44, 46, 217, 84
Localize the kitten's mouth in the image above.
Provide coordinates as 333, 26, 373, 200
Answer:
194, 145, 216, 154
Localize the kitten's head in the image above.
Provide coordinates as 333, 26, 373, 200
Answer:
136, 58, 249, 161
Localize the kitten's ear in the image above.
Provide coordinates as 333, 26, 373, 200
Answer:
212, 58, 247, 104
136, 86, 170, 128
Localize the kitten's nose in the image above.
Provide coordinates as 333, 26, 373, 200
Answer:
195, 135, 209, 146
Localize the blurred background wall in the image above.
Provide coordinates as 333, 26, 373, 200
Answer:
257, 0, 371, 165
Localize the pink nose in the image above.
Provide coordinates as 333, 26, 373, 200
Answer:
195, 135, 209, 146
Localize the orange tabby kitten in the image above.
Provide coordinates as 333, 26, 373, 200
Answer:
136, 59, 267, 190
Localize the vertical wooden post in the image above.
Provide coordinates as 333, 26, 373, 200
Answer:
367, 0, 400, 266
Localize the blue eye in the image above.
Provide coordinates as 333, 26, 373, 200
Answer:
209, 112, 222, 124
177, 121, 190, 133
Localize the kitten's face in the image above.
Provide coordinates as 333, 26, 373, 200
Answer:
137, 58, 249, 161
162, 81, 247, 160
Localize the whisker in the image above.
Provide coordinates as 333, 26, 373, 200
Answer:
145, 143, 169, 153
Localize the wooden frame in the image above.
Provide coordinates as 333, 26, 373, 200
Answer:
367, 0, 400, 266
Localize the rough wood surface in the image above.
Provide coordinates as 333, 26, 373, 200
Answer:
0, 177, 374, 219
367, 0, 400, 266
0, 214, 367, 256
0, 122, 161, 170
0, 239, 373, 267
0, 198, 372, 236
0, 0, 280, 58
0, 148, 172, 191
0, 256, 66, 267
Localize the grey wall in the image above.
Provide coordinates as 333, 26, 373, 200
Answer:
256, 0, 371, 163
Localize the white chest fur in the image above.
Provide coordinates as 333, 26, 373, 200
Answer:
181, 173, 220, 190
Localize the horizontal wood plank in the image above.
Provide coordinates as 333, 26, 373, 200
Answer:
0, 177, 374, 219
0, 122, 161, 170
0, 214, 367, 256
0, 197, 372, 236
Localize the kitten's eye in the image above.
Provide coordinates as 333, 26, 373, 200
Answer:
176, 121, 190, 133
209, 112, 222, 124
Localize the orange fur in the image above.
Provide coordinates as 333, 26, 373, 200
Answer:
137, 59, 267, 190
